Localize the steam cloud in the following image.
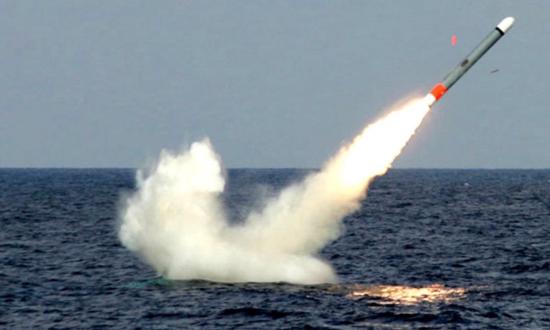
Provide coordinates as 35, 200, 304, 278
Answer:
119, 97, 431, 284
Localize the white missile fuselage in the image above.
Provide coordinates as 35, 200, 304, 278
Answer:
425, 17, 515, 107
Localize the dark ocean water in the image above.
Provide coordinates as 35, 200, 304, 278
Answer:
1, 168, 550, 329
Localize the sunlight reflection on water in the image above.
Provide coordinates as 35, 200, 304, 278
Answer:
346, 284, 466, 305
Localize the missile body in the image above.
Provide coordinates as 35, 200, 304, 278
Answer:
425, 17, 515, 107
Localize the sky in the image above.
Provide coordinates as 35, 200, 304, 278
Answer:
0, 1, 549, 168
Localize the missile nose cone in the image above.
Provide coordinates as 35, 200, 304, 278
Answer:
497, 17, 515, 33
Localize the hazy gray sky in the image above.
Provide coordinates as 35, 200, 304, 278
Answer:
1, 1, 548, 168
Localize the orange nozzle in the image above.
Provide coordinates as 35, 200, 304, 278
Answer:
430, 83, 448, 101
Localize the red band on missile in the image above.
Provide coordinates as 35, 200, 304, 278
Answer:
430, 83, 448, 101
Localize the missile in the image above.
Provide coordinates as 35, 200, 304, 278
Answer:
425, 17, 515, 107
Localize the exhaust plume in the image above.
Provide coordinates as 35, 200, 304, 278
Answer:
119, 97, 431, 284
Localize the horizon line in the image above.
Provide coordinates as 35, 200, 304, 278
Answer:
1, 166, 550, 171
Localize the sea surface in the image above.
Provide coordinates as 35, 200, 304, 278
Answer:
1, 169, 550, 329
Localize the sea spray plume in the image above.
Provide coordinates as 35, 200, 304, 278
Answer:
119, 140, 227, 276
119, 97, 431, 284
119, 139, 336, 284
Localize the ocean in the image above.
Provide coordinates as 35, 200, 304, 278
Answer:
1, 168, 549, 329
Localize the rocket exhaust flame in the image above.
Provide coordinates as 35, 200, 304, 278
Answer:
118, 97, 432, 284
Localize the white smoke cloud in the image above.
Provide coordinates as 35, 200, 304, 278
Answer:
119, 97, 430, 284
